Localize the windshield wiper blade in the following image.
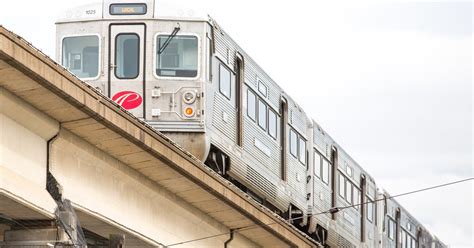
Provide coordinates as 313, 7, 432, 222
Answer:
158, 25, 181, 54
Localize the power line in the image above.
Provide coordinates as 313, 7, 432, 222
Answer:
165, 177, 473, 247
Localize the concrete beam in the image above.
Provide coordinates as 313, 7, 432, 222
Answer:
0, 26, 318, 247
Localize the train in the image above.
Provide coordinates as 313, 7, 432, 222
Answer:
55, 0, 447, 247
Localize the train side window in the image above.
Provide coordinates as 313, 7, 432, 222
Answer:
338, 174, 345, 198
353, 187, 360, 209
268, 109, 277, 139
289, 129, 297, 157
258, 99, 267, 130
258, 79, 268, 97
218, 64, 232, 99
156, 35, 198, 78
346, 180, 352, 204
388, 218, 395, 240
402, 230, 407, 248
62, 35, 100, 79
322, 159, 329, 184
247, 90, 256, 121
298, 137, 306, 164
314, 152, 321, 178
115, 33, 140, 79
367, 198, 374, 222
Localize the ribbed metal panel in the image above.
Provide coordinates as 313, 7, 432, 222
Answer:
212, 92, 237, 143
243, 118, 281, 177
313, 122, 333, 159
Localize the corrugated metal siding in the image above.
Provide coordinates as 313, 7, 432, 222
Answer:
212, 92, 237, 142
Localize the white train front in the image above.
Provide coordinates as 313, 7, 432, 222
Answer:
56, 1, 446, 247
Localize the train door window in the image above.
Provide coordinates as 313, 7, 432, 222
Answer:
62, 35, 99, 79
338, 174, 345, 198
268, 109, 277, 139
346, 180, 352, 204
289, 129, 298, 157
218, 64, 232, 99
156, 35, 198, 77
258, 99, 267, 130
115, 33, 139, 79
247, 89, 256, 121
322, 159, 329, 184
298, 137, 306, 164
314, 152, 321, 178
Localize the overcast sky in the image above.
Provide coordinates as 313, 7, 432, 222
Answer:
0, 0, 472, 247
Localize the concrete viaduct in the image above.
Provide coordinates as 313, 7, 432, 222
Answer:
0, 26, 319, 247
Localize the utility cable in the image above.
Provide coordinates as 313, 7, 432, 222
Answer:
165, 177, 473, 247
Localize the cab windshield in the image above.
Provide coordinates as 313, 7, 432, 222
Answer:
156, 35, 198, 78
62, 35, 99, 79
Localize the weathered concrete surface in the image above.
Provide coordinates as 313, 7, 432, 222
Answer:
0, 25, 319, 247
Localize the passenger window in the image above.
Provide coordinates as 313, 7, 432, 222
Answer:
62, 35, 99, 79
367, 198, 374, 222
402, 231, 407, 248
258, 79, 267, 97
314, 152, 321, 178
258, 100, 267, 130
353, 188, 360, 209
247, 90, 256, 121
268, 109, 277, 139
289, 129, 297, 157
339, 174, 345, 198
322, 159, 329, 184
346, 180, 352, 203
298, 137, 306, 164
388, 218, 395, 240
219, 64, 231, 99
156, 35, 198, 77
115, 33, 139, 79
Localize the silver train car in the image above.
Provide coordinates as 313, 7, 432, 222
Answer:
55, 1, 447, 247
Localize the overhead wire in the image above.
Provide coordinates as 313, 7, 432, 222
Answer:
165, 177, 473, 247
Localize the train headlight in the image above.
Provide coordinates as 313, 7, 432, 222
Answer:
184, 107, 195, 117
183, 91, 196, 104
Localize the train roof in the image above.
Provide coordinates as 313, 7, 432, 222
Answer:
56, 0, 210, 23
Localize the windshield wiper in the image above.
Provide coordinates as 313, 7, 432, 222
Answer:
158, 25, 181, 54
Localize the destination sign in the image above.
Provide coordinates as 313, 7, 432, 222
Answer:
110, 3, 147, 15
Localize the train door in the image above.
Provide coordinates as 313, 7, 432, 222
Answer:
108, 24, 146, 118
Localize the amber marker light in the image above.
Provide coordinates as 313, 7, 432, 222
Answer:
184, 107, 194, 117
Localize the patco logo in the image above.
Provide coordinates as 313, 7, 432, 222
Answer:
112, 91, 142, 110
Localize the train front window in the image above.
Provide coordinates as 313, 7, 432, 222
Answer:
62, 35, 99, 79
157, 35, 198, 78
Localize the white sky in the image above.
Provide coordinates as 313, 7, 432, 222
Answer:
0, 0, 472, 247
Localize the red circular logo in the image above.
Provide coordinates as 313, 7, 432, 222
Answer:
112, 91, 142, 110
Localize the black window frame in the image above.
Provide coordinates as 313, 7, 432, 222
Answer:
322, 158, 330, 185
247, 89, 257, 121
298, 136, 306, 165
367, 195, 374, 222
289, 129, 298, 158
268, 108, 277, 140
218, 63, 232, 100
257, 99, 267, 131
388, 217, 395, 240
258, 79, 268, 97
314, 150, 322, 179
338, 173, 345, 198
115, 33, 140, 80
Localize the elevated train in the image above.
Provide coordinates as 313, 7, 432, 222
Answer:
56, 1, 446, 247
